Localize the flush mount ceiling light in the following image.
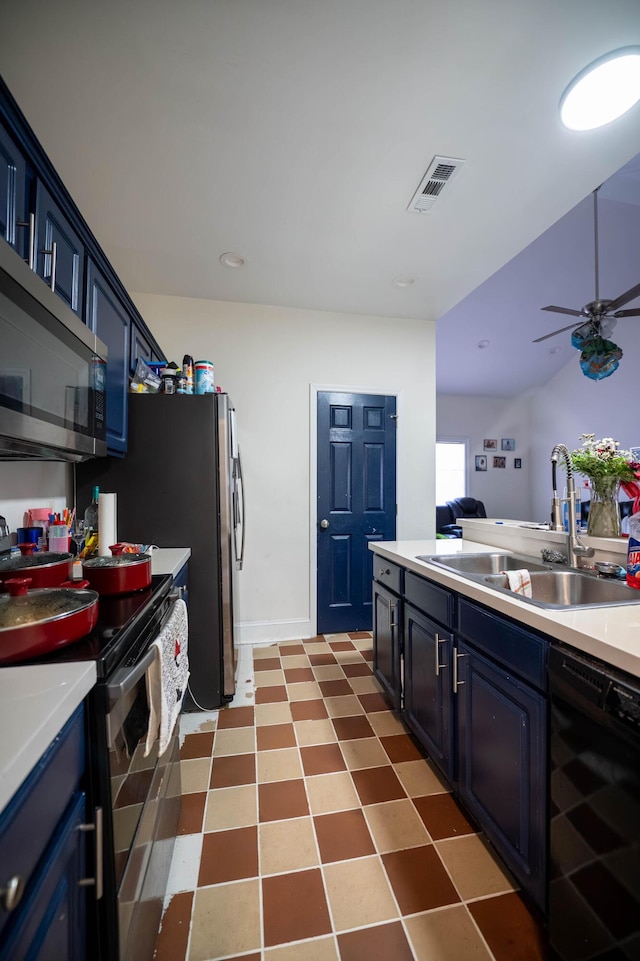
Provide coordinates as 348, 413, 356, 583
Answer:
219, 252, 246, 268
560, 46, 640, 130
549, 346, 562, 355
477, 339, 490, 349
391, 275, 415, 288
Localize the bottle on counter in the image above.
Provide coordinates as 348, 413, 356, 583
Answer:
176, 368, 188, 394
626, 511, 640, 589
182, 354, 194, 394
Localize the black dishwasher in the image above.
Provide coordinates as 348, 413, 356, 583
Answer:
549, 644, 640, 961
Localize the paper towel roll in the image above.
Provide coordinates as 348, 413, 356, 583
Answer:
98, 493, 117, 556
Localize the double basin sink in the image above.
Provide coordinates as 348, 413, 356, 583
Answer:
417, 552, 640, 609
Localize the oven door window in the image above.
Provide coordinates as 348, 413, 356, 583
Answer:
109, 677, 158, 888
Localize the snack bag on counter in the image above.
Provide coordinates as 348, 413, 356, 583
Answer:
81, 529, 100, 559
130, 357, 162, 393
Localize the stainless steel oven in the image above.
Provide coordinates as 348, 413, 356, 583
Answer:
106, 612, 182, 961
49, 574, 183, 961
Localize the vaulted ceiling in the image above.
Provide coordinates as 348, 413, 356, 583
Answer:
2, 1, 640, 395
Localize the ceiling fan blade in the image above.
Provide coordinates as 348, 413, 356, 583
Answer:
541, 305, 584, 317
533, 322, 582, 343
607, 281, 640, 312
613, 308, 640, 318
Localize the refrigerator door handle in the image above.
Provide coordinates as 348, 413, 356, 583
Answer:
236, 449, 246, 571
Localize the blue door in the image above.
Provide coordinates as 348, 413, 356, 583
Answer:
317, 391, 397, 633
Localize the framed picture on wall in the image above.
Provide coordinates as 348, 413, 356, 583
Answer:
475, 455, 487, 471
514, 458, 522, 469
493, 456, 506, 468
483, 438, 497, 450
501, 438, 515, 451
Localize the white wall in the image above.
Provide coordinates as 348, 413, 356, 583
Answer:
133, 293, 436, 643
436, 394, 533, 520
0, 462, 69, 537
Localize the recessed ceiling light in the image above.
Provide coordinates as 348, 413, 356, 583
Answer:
391, 275, 415, 288
477, 339, 490, 349
219, 252, 246, 269
560, 46, 640, 130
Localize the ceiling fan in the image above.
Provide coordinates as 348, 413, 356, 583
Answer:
533, 186, 640, 345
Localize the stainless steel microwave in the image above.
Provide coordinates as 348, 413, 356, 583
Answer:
0, 240, 107, 461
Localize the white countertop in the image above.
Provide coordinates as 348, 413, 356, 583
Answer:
151, 547, 191, 578
370, 538, 640, 678
0, 661, 96, 813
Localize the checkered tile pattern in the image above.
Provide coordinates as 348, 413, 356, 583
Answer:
153, 633, 549, 961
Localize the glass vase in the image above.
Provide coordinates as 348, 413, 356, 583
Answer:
587, 476, 621, 538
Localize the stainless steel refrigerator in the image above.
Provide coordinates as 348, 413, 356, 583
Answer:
77, 392, 245, 710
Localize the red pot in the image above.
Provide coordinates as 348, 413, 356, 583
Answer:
0, 577, 99, 664
81, 552, 152, 595
0, 545, 73, 590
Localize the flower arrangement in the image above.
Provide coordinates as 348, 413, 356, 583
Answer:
570, 435, 635, 483
570, 435, 640, 535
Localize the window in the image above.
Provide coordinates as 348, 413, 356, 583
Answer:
436, 440, 466, 503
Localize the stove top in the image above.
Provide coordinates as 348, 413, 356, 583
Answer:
29, 573, 173, 679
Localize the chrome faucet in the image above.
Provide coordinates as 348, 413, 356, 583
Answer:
550, 444, 594, 569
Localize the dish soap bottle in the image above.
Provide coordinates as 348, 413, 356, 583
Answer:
83, 485, 100, 557
626, 510, 640, 589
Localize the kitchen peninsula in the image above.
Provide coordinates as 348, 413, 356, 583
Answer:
370, 526, 640, 923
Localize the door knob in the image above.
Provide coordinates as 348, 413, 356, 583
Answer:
320, 519, 329, 529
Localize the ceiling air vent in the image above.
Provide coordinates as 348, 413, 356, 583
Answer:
407, 155, 466, 213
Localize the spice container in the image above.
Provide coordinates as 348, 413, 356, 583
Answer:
161, 368, 177, 394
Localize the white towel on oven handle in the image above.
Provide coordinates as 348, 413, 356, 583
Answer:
144, 598, 190, 757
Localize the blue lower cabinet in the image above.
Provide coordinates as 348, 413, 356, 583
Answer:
372, 581, 402, 710
86, 258, 131, 455
0, 792, 87, 961
403, 604, 454, 780
0, 706, 90, 960
456, 639, 547, 911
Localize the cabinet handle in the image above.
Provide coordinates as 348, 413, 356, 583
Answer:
388, 597, 397, 630
379, 568, 391, 577
434, 633, 447, 676
452, 649, 466, 693
0, 875, 25, 912
40, 240, 57, 292
78, 805, 104, 900
16, 213, 35, 269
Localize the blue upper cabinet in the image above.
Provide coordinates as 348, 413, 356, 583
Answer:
86, 259, 130, 455
34, 181, 85, 317
0, 124, 27, 256
0, 75, 165, 454
130, 321, 160, 374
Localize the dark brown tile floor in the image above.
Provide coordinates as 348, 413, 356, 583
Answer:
153, 633, 550, 961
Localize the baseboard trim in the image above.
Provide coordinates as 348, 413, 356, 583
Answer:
236, 618, 314, 646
